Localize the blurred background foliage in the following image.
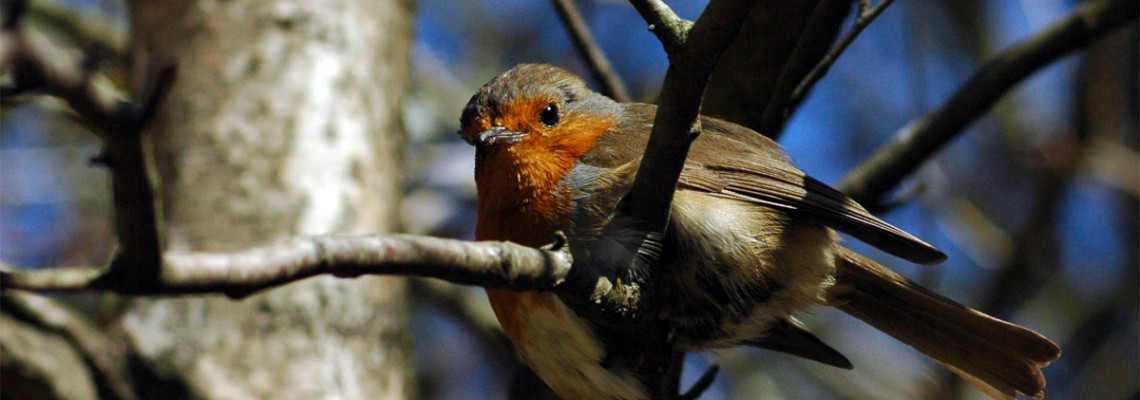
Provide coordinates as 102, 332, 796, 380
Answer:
1, 0, 1136, 399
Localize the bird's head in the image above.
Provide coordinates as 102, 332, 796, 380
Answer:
458, 64, 621, 172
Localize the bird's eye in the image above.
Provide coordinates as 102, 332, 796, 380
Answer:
539, 103, 560, 127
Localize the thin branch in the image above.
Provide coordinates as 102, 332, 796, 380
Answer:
2, 23, 132, 135
786, 0, 894, 114
679, 365, 720, 400
757, 0, 853, 137
552, 0, 631, 103
2, 7, 176, 290
837, 0, 1138, 205
628, 0, 691, 56
620, 1, 756, 398
621, 0, 756, 232
101, 65, 172, 284
1, 234, 573, 298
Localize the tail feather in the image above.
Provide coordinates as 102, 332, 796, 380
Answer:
744, 317, 853, 370
827, 245, 1060, 399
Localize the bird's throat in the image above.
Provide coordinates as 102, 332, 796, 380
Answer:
472, 113, 614, 246
474, 148, 574, 247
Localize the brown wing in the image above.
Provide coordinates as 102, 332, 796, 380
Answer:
587, 103, 946, 265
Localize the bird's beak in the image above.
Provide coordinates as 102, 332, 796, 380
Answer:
477, 126, 527, 147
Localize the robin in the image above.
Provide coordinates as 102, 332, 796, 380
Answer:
459, 64, 1059, 400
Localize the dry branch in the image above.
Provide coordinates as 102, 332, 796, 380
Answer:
552, 0, 631, 102
622, 0, 756, 232
838, 0, 1138, 206
2, 9, 173, 290
787, 0, 894, 115
618, 1, 758, 398
2, 234, 572, 297
760, 0, 893, 136
629, 0, 691, 55
0, 5, 578, 301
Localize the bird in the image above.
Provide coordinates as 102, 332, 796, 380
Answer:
458, 63, 1060, 400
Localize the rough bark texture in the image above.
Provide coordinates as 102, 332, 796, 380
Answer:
121, 0, 414, 399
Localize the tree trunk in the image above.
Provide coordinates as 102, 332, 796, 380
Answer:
121, 1, 414, 398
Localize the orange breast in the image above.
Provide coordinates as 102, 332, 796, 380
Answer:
485, 289, 553, 344
478, 201, 641, 398
476, 193, 564, 346
470, 113, 646, 398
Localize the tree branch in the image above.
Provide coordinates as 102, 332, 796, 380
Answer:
0, 5, 576, 303
2, 22, 132, 134
2, 234, 573, 298
618, 1, 756, 398
552, 0, 631, 103
756, 0, 889, 136
838, 0, 1138, 205
621, 0, 756, 232
759, 0, 894, 136
2, 6, 178, 290
786, 0, 894, 113
628, 0, 691, 56
679, 365, 720, 400
757, 0, 854, 137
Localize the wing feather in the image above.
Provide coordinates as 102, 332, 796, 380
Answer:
587, 103, 946, 264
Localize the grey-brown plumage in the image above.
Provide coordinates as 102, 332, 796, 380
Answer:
566, 101, 1058, 399
462, 64, 1059, 400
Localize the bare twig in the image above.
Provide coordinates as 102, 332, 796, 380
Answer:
628, 0, 692, 56
621, 0, 756, 232
679, 365, 720, 400
620, 1, 757, 398
757, 0, 892, 135
757, 0, 853, 137
2, 6, 177, 291
1, 234, 573, 298
838, 0, 1138, 206
2, 24, 132, 134
552, 0, 631, 102
101, 65, 173, 286
784, 0, 894, 116
0, 5, 577, 303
